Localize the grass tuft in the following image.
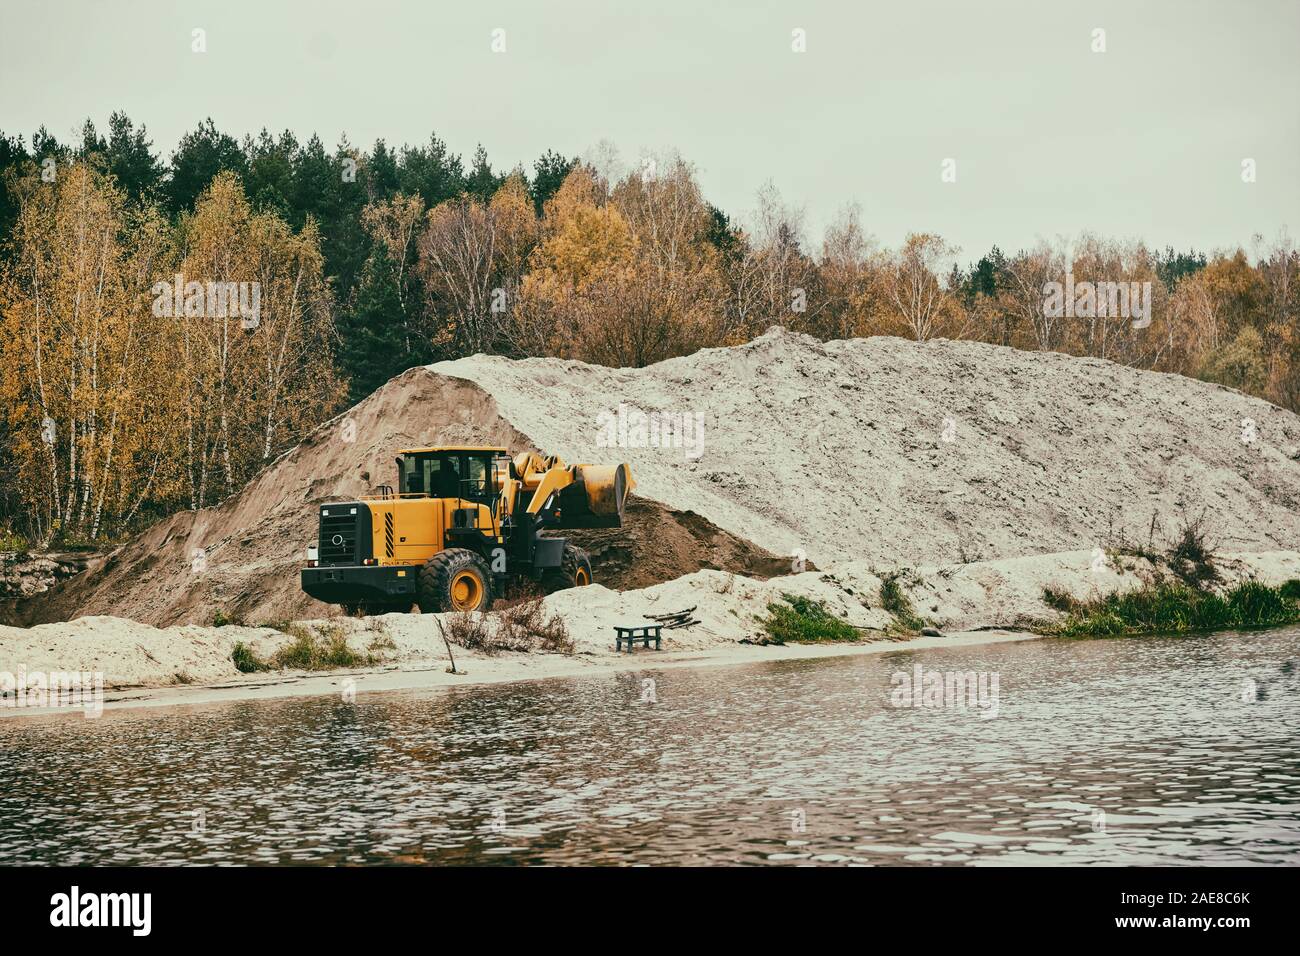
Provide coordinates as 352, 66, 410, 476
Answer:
759, 593, 860, 643
231, 641, 269, 673
1042, 585, 1082, 614
272, 624, 373, 670
233, 624, 379, 673
878, 571, 926, 633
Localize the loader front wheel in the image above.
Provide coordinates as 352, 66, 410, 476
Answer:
418, 549, 494, 613
542, 544, 593, 594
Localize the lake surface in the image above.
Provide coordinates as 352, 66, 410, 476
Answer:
2, 628, 1297, 865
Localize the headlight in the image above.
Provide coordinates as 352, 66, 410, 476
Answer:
306, 543, 318, 562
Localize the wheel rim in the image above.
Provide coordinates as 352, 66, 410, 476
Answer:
575, 567, 590, 586
450, 570, 483, 611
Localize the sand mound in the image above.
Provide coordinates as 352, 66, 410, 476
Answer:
10, 328, 1300, 628
11, 367, 786, 628
436, 328, 1300, 564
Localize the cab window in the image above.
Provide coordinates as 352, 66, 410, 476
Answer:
400, 454, 493, 500
464, 457, 489, 498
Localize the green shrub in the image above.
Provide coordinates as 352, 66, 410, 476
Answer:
212, 609, 245, 628
759, 594, 860, 643
231, 641, 269, 673
1047, 579, 1300, 638
878, 572, 925, 632
271, 624, 371, 670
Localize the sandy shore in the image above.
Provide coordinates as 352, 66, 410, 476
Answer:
3, 547, 1296, 720
16, 627, 1036, 717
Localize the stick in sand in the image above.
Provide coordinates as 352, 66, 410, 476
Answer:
433, 617, 464, 675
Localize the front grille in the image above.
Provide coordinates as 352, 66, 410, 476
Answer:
319, 505, 361, 564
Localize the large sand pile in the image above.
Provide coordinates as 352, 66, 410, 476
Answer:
8, 328, 1300, 629
441, 328, 1300, 567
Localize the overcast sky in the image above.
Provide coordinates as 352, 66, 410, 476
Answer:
1, 0, 1296, 260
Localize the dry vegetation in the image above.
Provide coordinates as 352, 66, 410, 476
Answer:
439, 596, 574, 656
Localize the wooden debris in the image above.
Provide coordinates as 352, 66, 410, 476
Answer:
644, 606, 698, 630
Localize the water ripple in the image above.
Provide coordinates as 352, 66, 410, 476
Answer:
1, 627, 1297, 865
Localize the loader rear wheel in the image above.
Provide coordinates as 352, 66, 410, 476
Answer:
418, 549, 494, 613
542, 544, 593, 594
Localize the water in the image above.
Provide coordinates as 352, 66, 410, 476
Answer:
2, 629, 1297, 866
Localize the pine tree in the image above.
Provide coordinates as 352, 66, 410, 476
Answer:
167, 118, 246, 212
398, 133, 464, 209
465, 144, 502, 202
244, 128, 298, 217
338, 249, 421, 402
366, 139, 401, 200
104, 112, 164, 203
530, 150, 575, 214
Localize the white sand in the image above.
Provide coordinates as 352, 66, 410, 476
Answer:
434, 328, 1300, 567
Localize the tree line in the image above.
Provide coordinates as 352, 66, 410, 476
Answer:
1, 113, 1296, 546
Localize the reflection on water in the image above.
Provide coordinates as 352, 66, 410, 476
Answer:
2, 628, 1297, 866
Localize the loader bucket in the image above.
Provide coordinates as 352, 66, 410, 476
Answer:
580, 463, 633, 515
555, 463, 634, 528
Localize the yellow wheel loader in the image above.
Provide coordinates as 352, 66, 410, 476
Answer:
300, 447, 633, 614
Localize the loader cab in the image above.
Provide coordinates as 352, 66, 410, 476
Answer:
395, 447, 506, 504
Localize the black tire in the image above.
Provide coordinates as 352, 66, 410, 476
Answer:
418, 549, 494, 613
542, 543, 593, 594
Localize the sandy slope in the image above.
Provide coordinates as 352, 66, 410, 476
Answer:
435, 328, 1300, 567
7, 328, 1300, 630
